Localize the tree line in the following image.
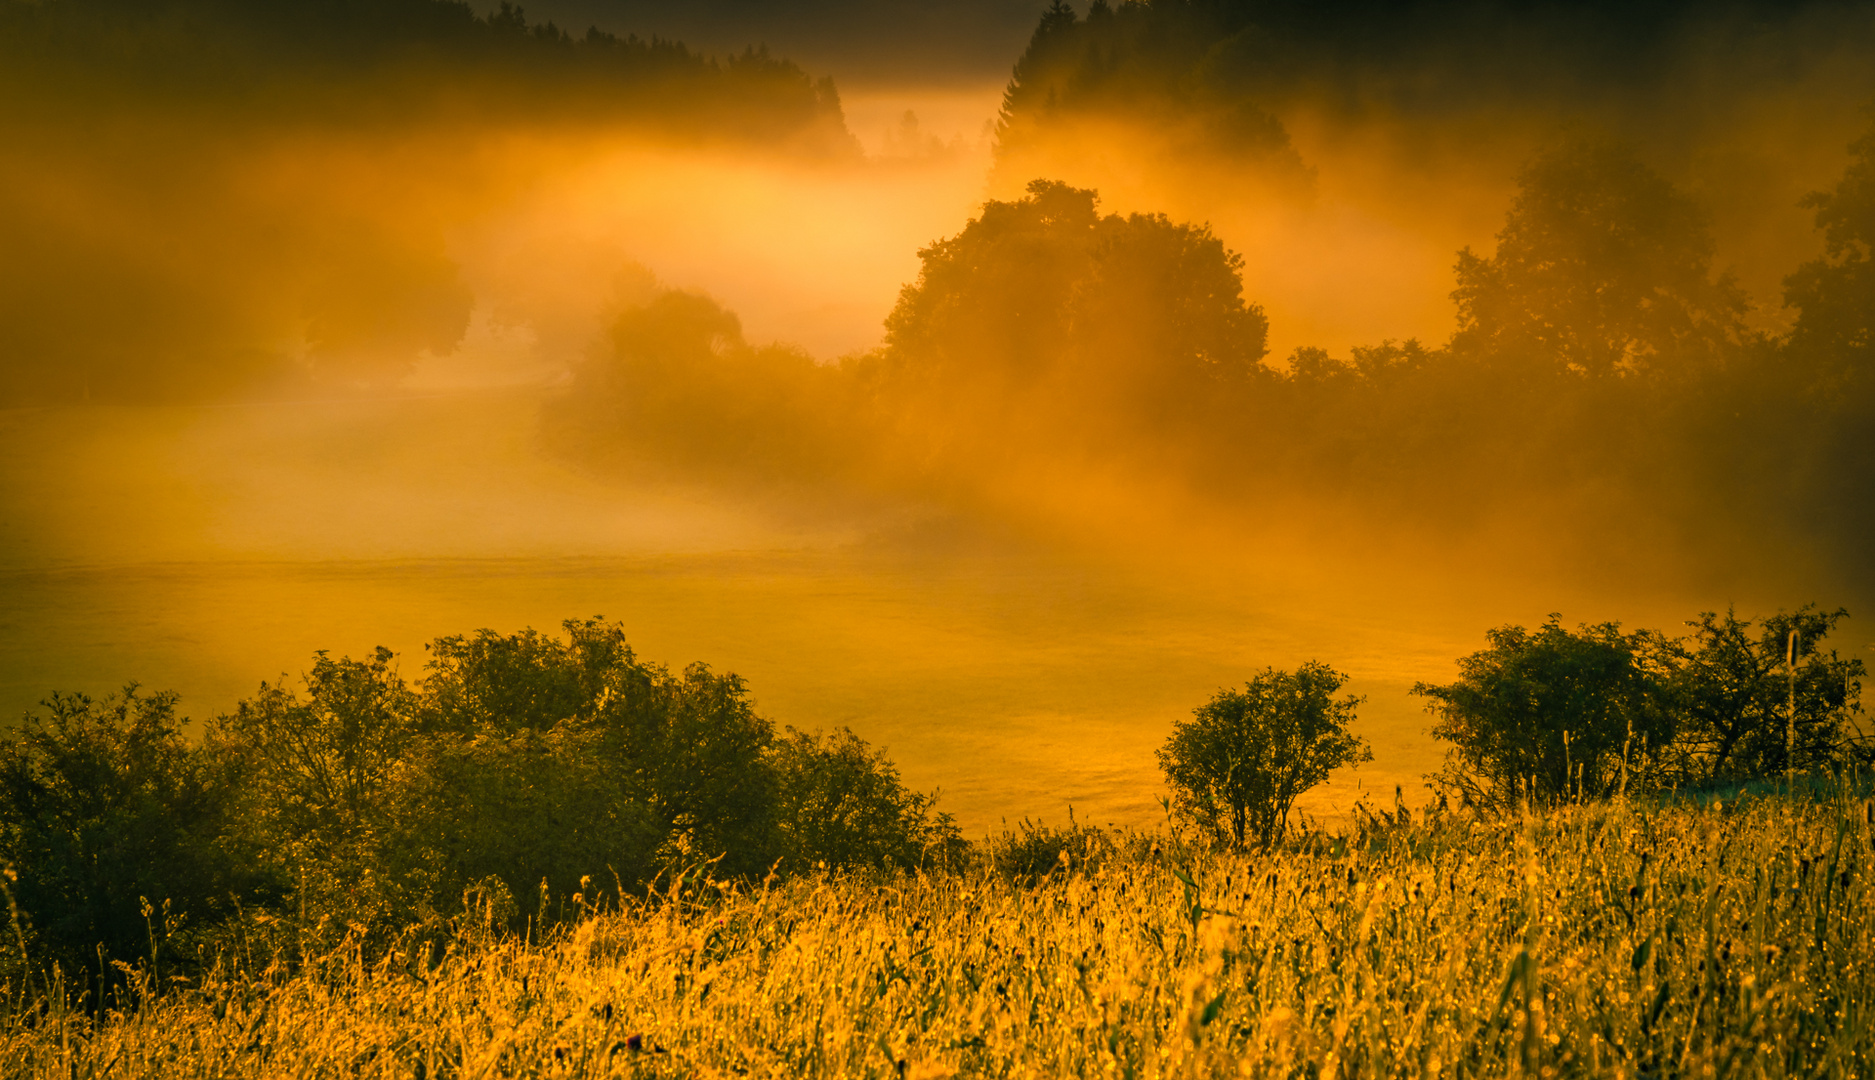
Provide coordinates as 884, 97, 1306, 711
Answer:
553, 126, 1875, 593
0, 620, 961, 1002
0, 0, 853, 134
987, 0, 1875, 192
2, 603, 1863, 1003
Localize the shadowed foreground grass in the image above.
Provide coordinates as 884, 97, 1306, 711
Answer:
2, 789, 1870, 1078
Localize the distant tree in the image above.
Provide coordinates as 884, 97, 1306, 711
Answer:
1416, 618, 1674, 812
991, 0, 1302, 186
0, 687, 274, 994
549, 289, 864, 485
882, 179, 1269, 433
1662, 605, 1867, 784
1777, 124, 1875, 574
1451, 141, 1746, 379
301, 231, 474, 385
1158, 662, 1369, 848
1785, 124, 1875, 391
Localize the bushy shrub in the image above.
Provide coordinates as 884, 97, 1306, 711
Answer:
983, 814, 1116, 884
1159, 662, 1370, 848
1415, 619, 1673, 812
0, 687, 277, 995
1419, 607, 1869, 814
1662, 605, 1867, 784
208, 647, 424, 932
771, 727, 965, 873
195, 619, 963, 938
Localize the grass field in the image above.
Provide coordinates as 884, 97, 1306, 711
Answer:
3, 785, 1869, 1079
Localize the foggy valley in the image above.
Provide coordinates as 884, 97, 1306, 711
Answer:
4, 0, 1874, 839
6, 4, 1875, 1074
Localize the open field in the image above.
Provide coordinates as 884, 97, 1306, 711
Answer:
10, 394, 1863, 836
4, 787, 1869, 1079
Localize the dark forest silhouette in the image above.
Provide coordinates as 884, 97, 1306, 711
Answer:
0, 0, 852, 127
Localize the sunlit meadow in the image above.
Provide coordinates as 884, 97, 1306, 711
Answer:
5, 785, 1869, 1079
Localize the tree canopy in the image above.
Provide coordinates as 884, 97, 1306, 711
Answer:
1785, 125, 1875, 392
1450, 141, 1746, 379
1158, 662, 1369, 848
1414, 618, 1673, 812
882, 179, 1269, 436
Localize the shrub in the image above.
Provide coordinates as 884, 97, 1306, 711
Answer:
771, 727, 965, 873
1663, 605, 1867, 784
0, 687, 276, 995
211, 619, 964, 932
1158, 662, 1370, 848
209, 647, 423, 932
983, 813, 1116, 884
1415, 618, 1673, 812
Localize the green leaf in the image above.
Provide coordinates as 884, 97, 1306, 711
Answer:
1199, 989, 1228, 1027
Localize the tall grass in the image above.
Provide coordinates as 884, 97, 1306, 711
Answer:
2, 786, 1870, 1078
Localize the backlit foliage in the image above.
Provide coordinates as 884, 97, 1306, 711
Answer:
2, 790, 1870, 1077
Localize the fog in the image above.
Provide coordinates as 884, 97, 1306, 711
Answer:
3, 0, 1872, 835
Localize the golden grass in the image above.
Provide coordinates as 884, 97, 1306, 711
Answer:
3, 790, 1870, 1078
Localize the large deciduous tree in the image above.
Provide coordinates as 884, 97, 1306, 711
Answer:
1785, 124, 1875, 389
1451, 141, 1746, 379
882, 179, 1269, 441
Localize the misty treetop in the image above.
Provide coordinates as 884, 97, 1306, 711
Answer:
1786, 122, 1875, 391
1450, 141, 1748, 379
993, 0, 1305, 186
551, 179, 1272, 490
546, 289, 867, 486
989, 0, 1875, 186
880, 179, 1270, 432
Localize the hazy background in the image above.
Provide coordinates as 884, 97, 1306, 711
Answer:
3, 0, 1872, 835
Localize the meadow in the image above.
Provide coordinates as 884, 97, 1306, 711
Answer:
4, 785, 1868, 1079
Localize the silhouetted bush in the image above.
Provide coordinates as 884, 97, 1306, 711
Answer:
772, 727, 965, 873
1661, 605, 1869, 784
1415, 618, 1673, 813
983, 814, 1117, 884
192, 619, 961, 939
1160, 663, 1371, 849
1418, 606, 1869, 813
0, 687, 279, 998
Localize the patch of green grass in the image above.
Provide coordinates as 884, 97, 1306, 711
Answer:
3, 787, 1871, 1078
